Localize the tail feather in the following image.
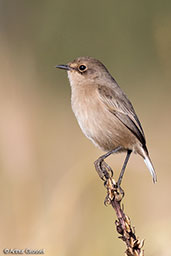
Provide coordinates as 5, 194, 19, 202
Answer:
144, 156, 157, 183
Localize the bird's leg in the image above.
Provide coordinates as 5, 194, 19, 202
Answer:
94, 147, 131, 204
106, 149, 131, 202
94, 146, 122, 181
117, 150, 132, 189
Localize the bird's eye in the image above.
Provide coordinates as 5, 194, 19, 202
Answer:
78, 64, 87, 72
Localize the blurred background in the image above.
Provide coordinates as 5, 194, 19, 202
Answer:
0, 0, 170, 255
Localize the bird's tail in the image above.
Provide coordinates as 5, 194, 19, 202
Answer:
144, 155, 157, 183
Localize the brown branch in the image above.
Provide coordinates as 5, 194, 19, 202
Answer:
104, 178, 144, 256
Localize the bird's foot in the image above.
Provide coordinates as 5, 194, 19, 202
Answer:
104, 178, 125, 205
94, 159, 113, 182
94, 158, 124, 204
116, 183, 125, 199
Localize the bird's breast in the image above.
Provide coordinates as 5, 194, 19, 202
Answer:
71, 85, 124, 151
71, 86, 102, 139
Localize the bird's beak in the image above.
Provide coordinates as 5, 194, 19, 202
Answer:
56, 64, 71, 71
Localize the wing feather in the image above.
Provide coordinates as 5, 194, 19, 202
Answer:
97, 85, 146, 146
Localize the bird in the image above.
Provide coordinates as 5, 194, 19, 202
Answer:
56, 56, 157, 185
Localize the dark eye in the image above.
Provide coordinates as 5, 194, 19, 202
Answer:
78, 64, 87, 72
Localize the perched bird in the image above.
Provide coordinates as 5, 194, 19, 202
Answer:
56, 57, 157, 184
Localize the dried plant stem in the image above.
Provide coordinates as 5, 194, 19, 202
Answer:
104, 178, 144, 256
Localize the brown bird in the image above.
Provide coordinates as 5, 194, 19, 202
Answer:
56, 57, 157, 185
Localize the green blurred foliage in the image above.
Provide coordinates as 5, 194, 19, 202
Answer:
0, 0, 170, 255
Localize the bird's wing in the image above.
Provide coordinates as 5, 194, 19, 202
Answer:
97, 85, 146, 146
